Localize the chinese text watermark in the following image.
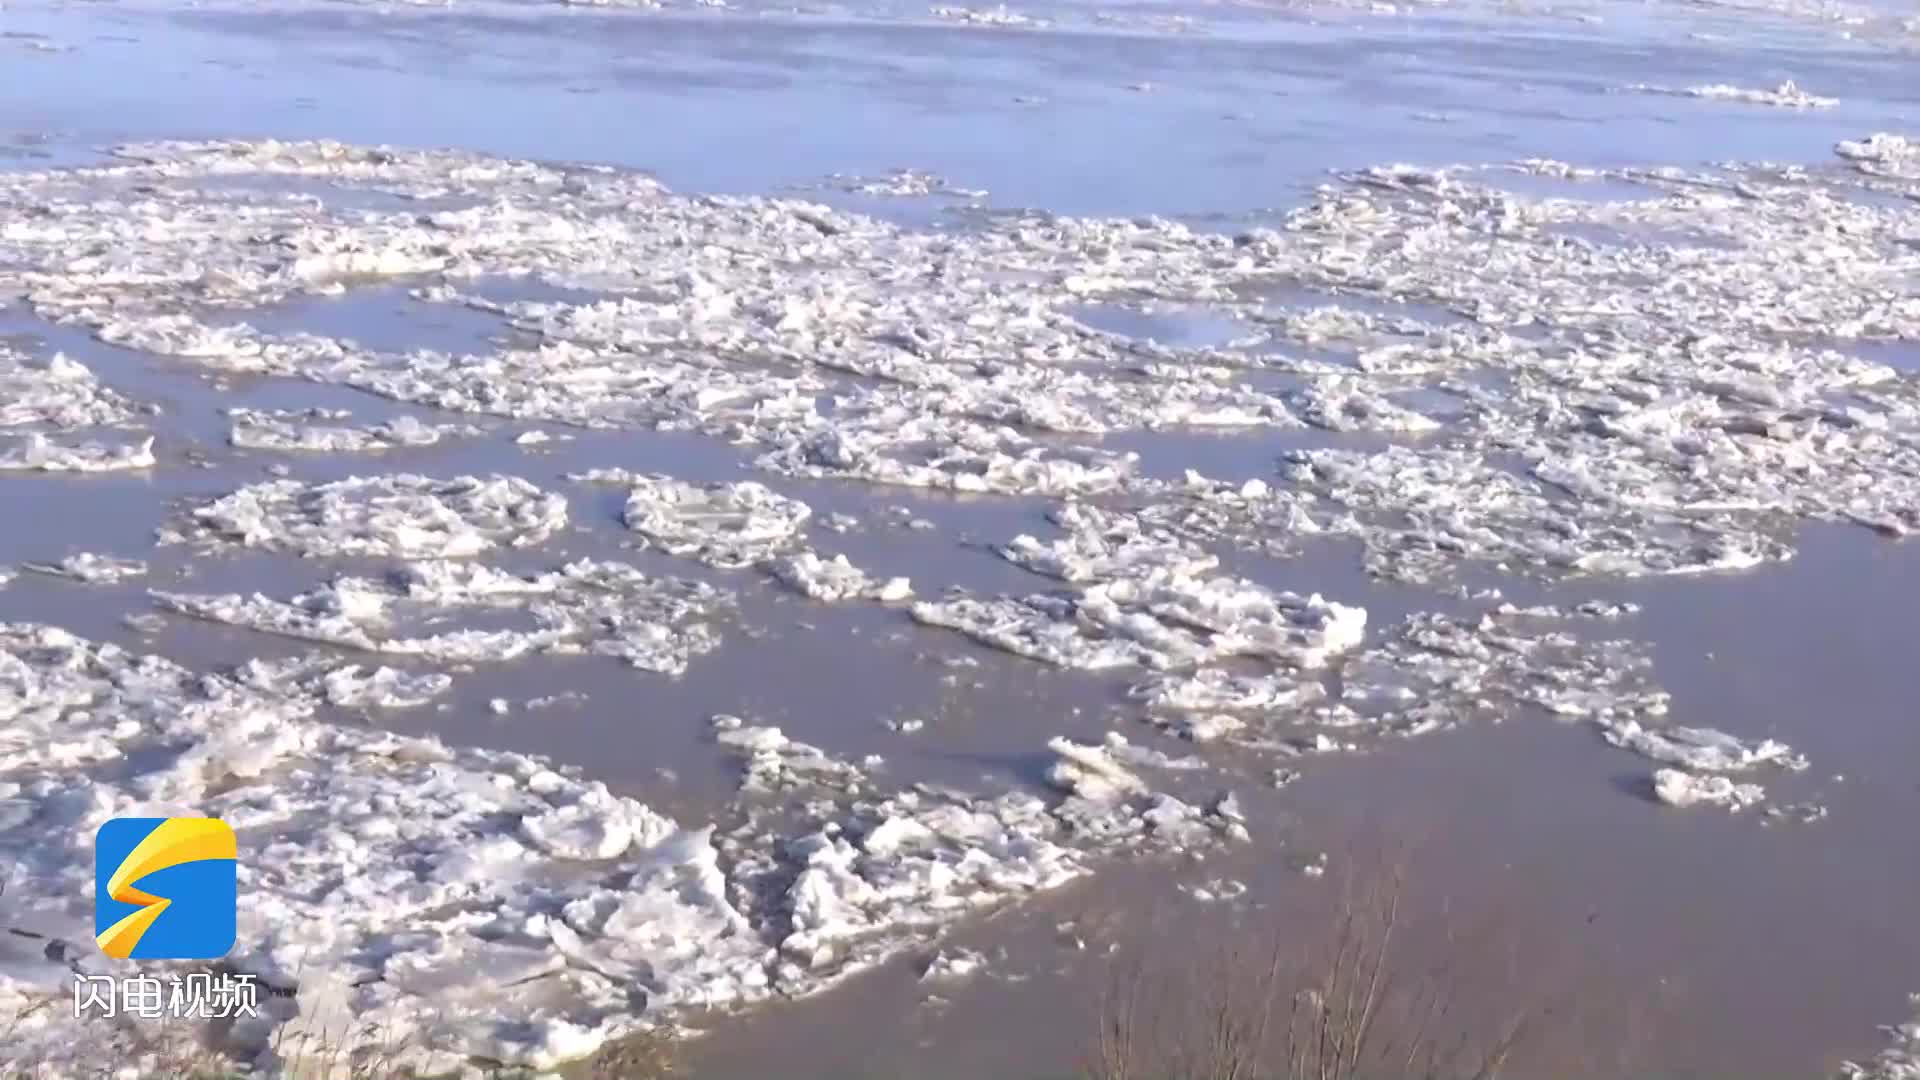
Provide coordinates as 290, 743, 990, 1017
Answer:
72, 971, 262, 1020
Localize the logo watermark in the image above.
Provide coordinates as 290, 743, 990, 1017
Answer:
94, 817, 237, 961
71, 971, 262, 1021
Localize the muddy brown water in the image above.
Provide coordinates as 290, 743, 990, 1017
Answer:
681, 524, 1920, 1080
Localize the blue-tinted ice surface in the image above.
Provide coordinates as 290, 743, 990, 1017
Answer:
1, 0, 1918, 1076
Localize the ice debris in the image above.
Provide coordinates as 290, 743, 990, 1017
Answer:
1600, 719, 1807, 773
713, 715, 868, 794
1842, 994, 1920, 1080
22, 553, 148, 584
1626, 80, 1837, 109
928, 4, 1048, 28
9, 137, 1915, 583
1651, 768, 1766, 811
0, 432, 155, 472
769, 550, 913, 603
228, 408, 482, 452
913, 571, 1365, 673
0, 348, 147, 474
0, 624, 1243, 1076
920, 947, 988, 981
826, 168, 988, 198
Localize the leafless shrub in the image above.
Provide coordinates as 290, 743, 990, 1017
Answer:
1085, 843, 1662, 1080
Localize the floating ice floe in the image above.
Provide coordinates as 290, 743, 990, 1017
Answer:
0, 350, 144, 481
713, 715, 868, 794
0, 350, 139, 429
910, 576, 1364, 673
3, 129, 1920, 1072
22, 553, 148, 584
769, 550, 913, 602
928, 4, 1048, 27
153, 559, 730, 674
920, 947, 988, 981
1842, 994, 1920, 1080
231, 655, 454, 710
1625, 80, 1838, 109
918, 507, 1367, 673
228, 408, 482, 452
11, 136, 1913, 582
1651, 768, 1766, 811
612, 474, 812, 568
0, 432, 155, 472
1599, 718, 1806, 773
1597, 718, 1805, 813
161, 473, 569, 558
1837, 134, 1920, 181
825, 168, 989, 199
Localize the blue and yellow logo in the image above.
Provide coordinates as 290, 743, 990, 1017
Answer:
94, 817, 236, 960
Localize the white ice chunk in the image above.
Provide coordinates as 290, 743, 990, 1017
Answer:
23, 553, 148, 584
1601, 719, 1806, 773
616, 475, 811, 568
1651, 769, 1766, 811
164, 474, 569, 558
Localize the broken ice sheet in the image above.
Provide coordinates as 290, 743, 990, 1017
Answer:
8, 137, 1916, 584
153, 559, 732, 674
712, 714, 868, 795
0, 624, 768, 1073
161, 473, 570, 559
727, 734, 1242, 991
231, 655, 454, 710
0, 624, 1251, 1075
227, 407, 484, 452
611, 473, 812, 569
919, 502, 1367, 673
5, 131, 1920, 1069
22, 552, 148, 584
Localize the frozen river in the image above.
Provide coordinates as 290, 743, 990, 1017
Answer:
1, 0, 1918, 1076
